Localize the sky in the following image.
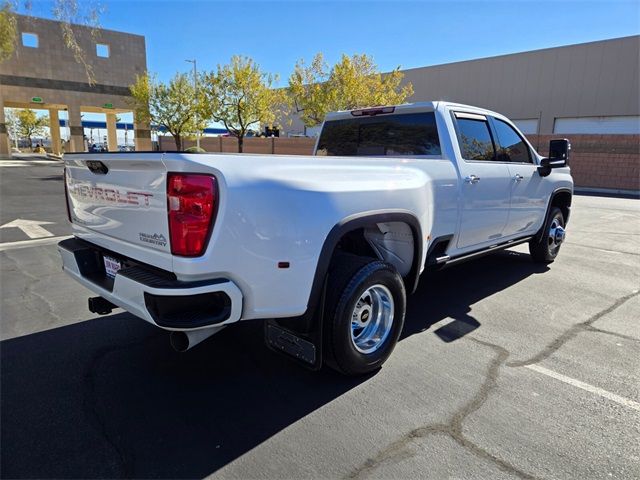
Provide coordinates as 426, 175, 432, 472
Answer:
23, 0, 640, 85
14, 0, 639, 144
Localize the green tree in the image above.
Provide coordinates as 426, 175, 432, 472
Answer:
16, 109, 48, 148
5, 109, 18, 147
129, 72, 204, 151
202, 55, 284, 153
287, 53, 333, 127
288, 53, 414, 128
0, 2, 17, 62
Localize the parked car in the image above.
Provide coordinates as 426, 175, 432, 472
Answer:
58, 102, 572, 375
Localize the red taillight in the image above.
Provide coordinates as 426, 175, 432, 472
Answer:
63, 167, 72, 222
167, 173, 217, 257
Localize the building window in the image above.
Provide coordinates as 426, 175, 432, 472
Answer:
554, 116, 640, 134
512, 119, 539, 135
21, 32, 38, 48
96, 43, 110, 58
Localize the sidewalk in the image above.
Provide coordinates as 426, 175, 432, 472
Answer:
0, 153, 62, 162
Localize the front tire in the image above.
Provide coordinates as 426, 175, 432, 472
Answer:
529, 206, 566, 263
324, 253, 406, 376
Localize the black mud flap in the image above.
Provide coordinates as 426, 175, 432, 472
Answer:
264, 279, 326, 371
265, 323, 319, 366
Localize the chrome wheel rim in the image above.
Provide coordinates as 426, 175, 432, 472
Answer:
350, 284, 395, 354
548, 216, 565, 255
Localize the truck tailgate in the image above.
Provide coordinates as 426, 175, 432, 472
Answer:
65, 154, 170, 254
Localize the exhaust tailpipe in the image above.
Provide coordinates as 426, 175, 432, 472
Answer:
170, 326, 224, 352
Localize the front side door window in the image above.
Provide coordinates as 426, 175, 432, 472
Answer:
492, 119, 532, 163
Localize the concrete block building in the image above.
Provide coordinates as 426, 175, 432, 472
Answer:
283, 36, 639, 193
0, 14, 152, 154
285, 36, 640, 137
400, 35, 640, 136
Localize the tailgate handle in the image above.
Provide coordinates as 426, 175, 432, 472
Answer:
86, 160, 109, 175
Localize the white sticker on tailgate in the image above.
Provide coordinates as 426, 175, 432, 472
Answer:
103, 255, 122, 278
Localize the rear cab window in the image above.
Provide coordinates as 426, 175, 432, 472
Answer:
316, 112, 441, 157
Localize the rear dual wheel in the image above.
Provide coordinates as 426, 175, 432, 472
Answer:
323, 253, 406, 376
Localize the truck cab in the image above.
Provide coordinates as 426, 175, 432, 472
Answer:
314, 102, 572, 259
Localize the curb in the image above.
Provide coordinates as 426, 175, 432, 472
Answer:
575, 187, 639, 199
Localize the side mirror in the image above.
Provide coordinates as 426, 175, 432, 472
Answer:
538, 138, 570, 177
549, 139, 570, 164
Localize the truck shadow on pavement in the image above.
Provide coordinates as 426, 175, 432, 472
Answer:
1, 250, 547, 479
403, 250, 549, 343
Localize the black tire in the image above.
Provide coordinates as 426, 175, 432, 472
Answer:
529, 206, 565, 263
323, 252, 406, 376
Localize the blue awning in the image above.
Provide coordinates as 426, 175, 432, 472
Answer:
58, 119, 227, 135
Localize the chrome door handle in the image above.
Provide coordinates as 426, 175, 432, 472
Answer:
514, 174, 524, 182
465, 175, 481, 184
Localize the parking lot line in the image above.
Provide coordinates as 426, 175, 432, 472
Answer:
525, 364, 640, 412
0, 236, 71, 252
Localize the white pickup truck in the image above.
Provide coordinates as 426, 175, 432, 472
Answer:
59, 101, 573, 375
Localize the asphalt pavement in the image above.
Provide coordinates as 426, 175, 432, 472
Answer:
0, 156, 638, 479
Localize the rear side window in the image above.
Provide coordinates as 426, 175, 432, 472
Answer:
455, 117, 495, 161
316, 112, 441, 156
492, 119, 532, 163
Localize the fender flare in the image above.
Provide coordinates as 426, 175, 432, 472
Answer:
302, 210, 424, 326
536, 187, 573, 241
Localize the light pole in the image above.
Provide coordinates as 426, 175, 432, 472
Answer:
185, 59, 200, 150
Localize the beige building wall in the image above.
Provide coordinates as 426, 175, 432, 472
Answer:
0, 14, 151, 154
400, 35, 639, 134
285, 36, 640, 136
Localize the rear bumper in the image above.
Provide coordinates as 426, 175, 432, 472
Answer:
58, 238, 243, 330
